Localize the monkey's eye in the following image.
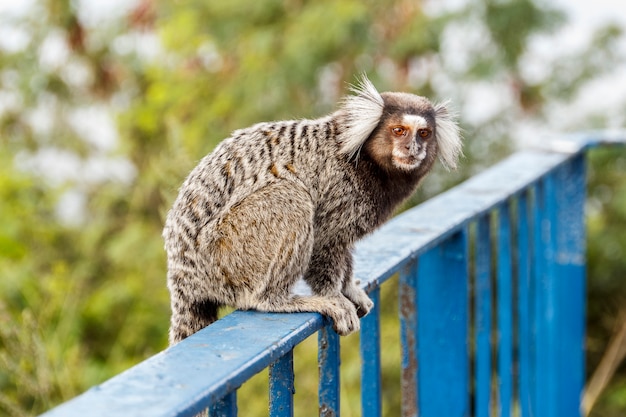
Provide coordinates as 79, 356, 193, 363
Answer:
418, 129, 432, 139
392, 127, 407, 136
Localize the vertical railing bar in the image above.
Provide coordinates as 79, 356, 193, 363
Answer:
318, 325, 340, 417
269, 350, 295, 417
541, 173, 559, 417
209, 392, 237, 417
475, 214, 492, 417
399, 260, 419, 417
532, 174, 560, 417
530, 180, 544, 417
497, 202, 513, 417
553, 155, 587, 417
361, 287, 382, 417
516, 190, 531, 417
416, 228, 470, 417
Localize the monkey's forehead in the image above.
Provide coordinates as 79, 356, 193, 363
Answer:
401, 114, 429, 129
383, 112, 435, 129
380, 92, 435, 117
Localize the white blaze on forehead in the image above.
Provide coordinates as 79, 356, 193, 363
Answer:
402, 114, 428, 129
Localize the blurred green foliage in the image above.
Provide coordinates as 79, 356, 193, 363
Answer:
587, 147, 626, 417
0, 0, 625, 416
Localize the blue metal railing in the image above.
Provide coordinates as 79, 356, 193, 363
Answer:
41, 131, 626, 417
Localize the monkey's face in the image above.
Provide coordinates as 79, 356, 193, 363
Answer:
364, 93, 439, 173
386, 113, 437, 171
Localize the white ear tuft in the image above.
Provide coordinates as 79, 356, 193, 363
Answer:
434, 101, 463, 170
337, 74, 384, 160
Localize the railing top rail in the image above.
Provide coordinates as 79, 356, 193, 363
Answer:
41, 130, 626, 417
44, 311, 326, 417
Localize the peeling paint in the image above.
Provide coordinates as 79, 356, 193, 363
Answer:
399, 276, 418, 417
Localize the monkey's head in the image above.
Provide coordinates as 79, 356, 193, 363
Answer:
336, 76, 462, 174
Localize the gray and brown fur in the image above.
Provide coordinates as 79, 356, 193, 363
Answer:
163, 76, 462, 344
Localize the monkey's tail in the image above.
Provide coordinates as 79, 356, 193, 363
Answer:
168, 297, 221, 345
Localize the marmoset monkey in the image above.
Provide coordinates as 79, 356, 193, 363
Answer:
163, 76, 462, 344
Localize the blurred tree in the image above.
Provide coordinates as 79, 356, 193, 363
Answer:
0, 0, 624, 415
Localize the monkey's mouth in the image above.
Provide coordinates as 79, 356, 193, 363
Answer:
392, 150, 426, 170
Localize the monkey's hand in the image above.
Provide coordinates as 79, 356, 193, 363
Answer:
323, 295, 362, 335
342, 280, 374, 318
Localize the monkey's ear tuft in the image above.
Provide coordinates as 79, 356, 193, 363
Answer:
337, 74, 384, 160
434, 101, 463, 170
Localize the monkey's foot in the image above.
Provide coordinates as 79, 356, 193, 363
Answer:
342, 283, 374, 318
324, 296, 361, 336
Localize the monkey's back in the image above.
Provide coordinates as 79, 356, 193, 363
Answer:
162, 116, 352, 277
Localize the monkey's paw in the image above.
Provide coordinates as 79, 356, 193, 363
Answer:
325, 297, 361, 336
343, 284, 374, 318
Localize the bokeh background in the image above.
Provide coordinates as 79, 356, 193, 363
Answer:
1, 0, 625, 416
